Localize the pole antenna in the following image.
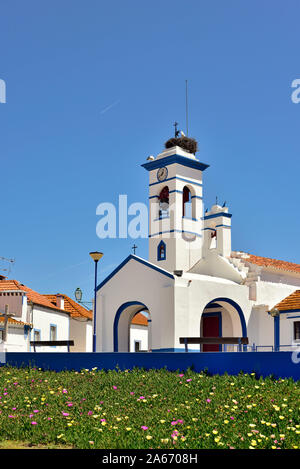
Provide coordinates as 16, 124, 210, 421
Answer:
185, 79, 189, 136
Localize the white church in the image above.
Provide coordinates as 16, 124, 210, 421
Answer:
95, 137, 300, 353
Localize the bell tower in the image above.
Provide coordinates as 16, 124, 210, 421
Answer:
142, 138, 209, 273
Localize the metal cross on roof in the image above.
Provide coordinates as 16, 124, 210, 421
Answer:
173, 121, 180, 138
132, 244, 138, 255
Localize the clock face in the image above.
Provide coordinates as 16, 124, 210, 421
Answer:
157, 167, 168, 182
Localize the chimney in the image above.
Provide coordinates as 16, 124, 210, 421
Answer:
56, 294, 64, 310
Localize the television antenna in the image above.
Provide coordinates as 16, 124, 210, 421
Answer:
0, 256, 15, 277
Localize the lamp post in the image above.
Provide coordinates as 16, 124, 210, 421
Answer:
89, 251, 103, 352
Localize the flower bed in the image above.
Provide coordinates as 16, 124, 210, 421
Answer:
0, 366, 299, 449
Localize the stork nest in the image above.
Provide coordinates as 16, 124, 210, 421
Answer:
164, 136, 198, 154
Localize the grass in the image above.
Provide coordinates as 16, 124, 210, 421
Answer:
0, 366, 299, 449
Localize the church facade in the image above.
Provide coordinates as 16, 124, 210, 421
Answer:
96, 143, 300, 353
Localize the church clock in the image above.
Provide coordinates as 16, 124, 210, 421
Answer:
157, 167, 168, 182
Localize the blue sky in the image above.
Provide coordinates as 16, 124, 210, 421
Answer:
0, 1, 300, 301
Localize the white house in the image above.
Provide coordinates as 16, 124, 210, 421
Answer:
96, 140, 300, 353
0, 279, 92, 352
130, 312, 149, 352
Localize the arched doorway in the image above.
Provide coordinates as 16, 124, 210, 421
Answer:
200, 298, 247, 352
113, 301, 151, 352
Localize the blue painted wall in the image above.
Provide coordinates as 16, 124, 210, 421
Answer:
2, 352, 299, 380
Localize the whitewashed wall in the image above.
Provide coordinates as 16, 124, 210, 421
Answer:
130, 324, 148, 352
30, 306, 69, 352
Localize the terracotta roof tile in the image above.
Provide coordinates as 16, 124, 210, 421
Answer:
0, 317, 31, 327
0, 280, 66, 313
274, 290, 300, 312
237, 252, 300, 274
131, 312, 148, 326
43, 294, 92, 320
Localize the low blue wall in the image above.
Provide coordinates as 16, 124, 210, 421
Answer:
2, 351, 299, 380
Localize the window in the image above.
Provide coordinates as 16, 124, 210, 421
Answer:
157, 240, 166, 261
293, 321, 300, 341
183, 186, 192, 218
50, 325, 57, 342
134, 341, 141, 352
158, 186, 169, 218
34, 330, 41, 341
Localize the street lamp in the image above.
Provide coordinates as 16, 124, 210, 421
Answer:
89, 251, 103, 352
75, 287, 83, 303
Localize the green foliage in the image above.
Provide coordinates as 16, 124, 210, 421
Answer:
0, 366, 298, 449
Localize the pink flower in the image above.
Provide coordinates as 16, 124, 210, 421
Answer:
141, 426, 148, 431
33, 410, 39, 413
87, 411, 93, 416
139, 396, 145, 400
62, 412, 69, 417
113, 386, 117, 390
48, 417, 52, 421
62, 389, 67, 394
8, 415, 15, 418
206, 399, 211, 403
230, 416, 234, 420
31, 421, 37, 425
178, 374, 184, 377
186, 379, 192, 382
67, 403, 73, 407
100, 418, 106, 422
130, 392, 135, 395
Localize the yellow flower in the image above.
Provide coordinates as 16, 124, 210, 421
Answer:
126, 427, 132, 431
160, 420, 166, 424
251, 440, 257, 446
279, 416, 284, 420
212, 430, 218, 435
224, 420, 229, 424
161, 439, 169, 444
214, 437, 220, 443
67, 423, 72, 427
146, 435, 152, 440
57, 434, 64, 439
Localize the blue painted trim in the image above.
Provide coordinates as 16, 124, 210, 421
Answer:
157, 240, 166, 261
33, 328, 41, 341
150, 192, 203, 200
203, 212, 232, 220
149, 176, 204, 187
49, 323, 57, 348
202, 311, 222, 351
3, 352, 300, 380
149, 229, 202, 238
204, 303, 220, 309
142, 155, 209, 172
114, 301, 147, 352
215, 224, 231, 229
153, 216, 170, 221
182, 216, 198, 221
97, 255, 174, 291
286, 315, 300, 319
277, 309, 300, 314
206, 298, 247, 340
274, 315, 280, 352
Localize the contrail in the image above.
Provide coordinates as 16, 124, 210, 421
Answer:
100, 100, 120, 115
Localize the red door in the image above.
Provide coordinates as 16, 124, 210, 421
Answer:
202, 315, 220, 352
